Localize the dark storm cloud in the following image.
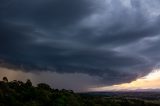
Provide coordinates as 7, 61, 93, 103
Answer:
0, 0, 160, 86
0, 0, 96, 28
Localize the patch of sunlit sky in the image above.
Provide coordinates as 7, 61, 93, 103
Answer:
90, 68, 160, 91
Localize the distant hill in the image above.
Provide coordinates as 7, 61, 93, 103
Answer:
0, 77, 160, 106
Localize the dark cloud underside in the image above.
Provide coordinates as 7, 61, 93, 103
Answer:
0, 0, 160, 86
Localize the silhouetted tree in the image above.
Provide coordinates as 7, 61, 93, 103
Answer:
3, 77, 8, 83
25, 79, 32, 87
37, 83, 51, 90
0, 77, 159, 106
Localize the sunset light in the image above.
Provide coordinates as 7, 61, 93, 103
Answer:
91, 69, 160, 91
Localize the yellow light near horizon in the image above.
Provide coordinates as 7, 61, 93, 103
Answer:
144, 69, 160, 80
90, 69, 160, 91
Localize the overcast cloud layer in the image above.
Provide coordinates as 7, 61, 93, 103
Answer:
1, 0, 160, 88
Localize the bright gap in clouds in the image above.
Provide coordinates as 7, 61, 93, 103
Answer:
90, 68, 160, 91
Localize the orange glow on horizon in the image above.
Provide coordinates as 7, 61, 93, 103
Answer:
90, 69, 160, 91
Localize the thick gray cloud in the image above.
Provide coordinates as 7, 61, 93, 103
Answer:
0, 0, 160, 88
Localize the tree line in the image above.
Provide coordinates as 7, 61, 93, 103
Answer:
0, 77, 160, 106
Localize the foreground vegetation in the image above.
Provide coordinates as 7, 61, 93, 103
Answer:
0, 77, 160, 106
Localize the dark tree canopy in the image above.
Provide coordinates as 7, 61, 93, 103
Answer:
37, 83, 51, 90
3, 77, 8, 82
0, 77, 159, 106
25, 79, 32, 87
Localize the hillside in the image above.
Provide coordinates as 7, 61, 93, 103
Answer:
0, 77, 160, 106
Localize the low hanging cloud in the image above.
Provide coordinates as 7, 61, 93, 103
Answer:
1, 0, 160, 88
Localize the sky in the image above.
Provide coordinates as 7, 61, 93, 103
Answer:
91, 68, 160, 91
0, 0, 160, 92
